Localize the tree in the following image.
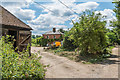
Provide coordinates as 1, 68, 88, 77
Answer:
69, 11, 107, 55
58, 28, 65, 33
32, 35, 36, 39
36, 35, 41, 38
112, 0, 120, 45
36, 36, 47, 47
106, 29, 119, 45
63, 31, 78, 50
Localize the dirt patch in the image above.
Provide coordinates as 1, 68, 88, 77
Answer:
31, 47, 119, 78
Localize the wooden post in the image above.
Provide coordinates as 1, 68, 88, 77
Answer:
16, 30, 19, 52
29, 31, 31, 56
18, 30, 20, 53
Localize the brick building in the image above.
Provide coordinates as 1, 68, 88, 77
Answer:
42, 28, 63, 39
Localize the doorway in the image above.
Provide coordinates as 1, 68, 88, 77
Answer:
8, 30, 17, 49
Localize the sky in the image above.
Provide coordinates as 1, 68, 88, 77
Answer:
0, 0, 117, 35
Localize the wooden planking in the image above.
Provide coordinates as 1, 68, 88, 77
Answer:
20, 35, 30, 44
19, 31, 31, 34
1, 28, 31, 53
1, 26, 32, 55
2, 28, 8, 36
18, 30, 31, 52
0, 28, 2, 36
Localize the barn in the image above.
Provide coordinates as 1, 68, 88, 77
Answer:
0, 5, 32, 55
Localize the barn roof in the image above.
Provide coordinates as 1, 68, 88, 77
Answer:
43, 31, 63, 35
0, 5, 32, 30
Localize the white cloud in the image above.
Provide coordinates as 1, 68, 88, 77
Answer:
30, 1, 99, 34
73, 2, 99, 13
1, 1, 35, 21
95, 9, 117, 29
1, 1, 100, 35
95, 9, 116, 21
29, 13, 67, 27
51, 25, 67, 28
15, 8, 35, 21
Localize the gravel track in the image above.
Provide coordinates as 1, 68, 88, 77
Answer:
31, 47, 119, 78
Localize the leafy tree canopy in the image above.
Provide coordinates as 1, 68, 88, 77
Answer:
111, 0, 120, 45
68, 11, 108, 54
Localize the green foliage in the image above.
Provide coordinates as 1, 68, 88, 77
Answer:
37, 36, 48, 47
69, 11, 108, 54
63, 31, 78, 50
111, 0, 120, 45
106, 29, 119, 45
58, 28, 65, 33
1, 36, 45, 79
32, 36, 47, 47
32, 35, 36, 39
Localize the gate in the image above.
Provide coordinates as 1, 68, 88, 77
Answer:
18, 31, 31, 55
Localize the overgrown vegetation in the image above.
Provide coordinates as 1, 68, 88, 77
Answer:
106, 29, 119, 46
1, 36, 46, 80
46, 47, 112, 64
111, 0, 120, 45
48, 10, 117, 64
63, 31, 78, 50
68, 11, 109, 55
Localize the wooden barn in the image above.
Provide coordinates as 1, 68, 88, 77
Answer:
0, 5, 32, 55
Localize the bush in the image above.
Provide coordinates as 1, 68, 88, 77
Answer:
1, 36, 46, 80
106, 29, 119, 45
63, 31, 78, 50
69, 11, 108, 55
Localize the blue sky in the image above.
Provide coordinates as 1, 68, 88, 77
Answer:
0, 0, 116, 35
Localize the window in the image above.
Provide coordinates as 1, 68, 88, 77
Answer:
47, 36, 49, 39
54, 35, 56, 39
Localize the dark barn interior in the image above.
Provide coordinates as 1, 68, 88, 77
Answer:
8, 30, 17, 48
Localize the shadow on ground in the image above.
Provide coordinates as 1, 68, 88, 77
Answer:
97, 54, 120, 65
75, 54, 120, 65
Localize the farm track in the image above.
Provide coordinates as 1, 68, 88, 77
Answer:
31, 47, 119, 78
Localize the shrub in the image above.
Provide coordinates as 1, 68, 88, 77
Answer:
1, 36, 46, 80
63, 31, 78, 50
69, 11, 108, 55
106, 29, 119, 45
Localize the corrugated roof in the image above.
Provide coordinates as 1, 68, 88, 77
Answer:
0, 5, 32, 30
44, 31, 63, 35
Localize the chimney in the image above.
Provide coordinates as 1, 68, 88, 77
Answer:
53, 28, 56, 32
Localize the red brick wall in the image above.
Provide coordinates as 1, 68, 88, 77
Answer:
43, 34, 62, 39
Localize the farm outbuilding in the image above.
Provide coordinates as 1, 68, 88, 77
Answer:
0, 5, 32, 55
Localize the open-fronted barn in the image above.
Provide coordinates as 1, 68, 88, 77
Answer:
0, 5, 32, 55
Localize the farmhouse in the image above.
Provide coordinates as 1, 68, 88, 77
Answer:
0, 5, 32, 55
42, 28, 63, 39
